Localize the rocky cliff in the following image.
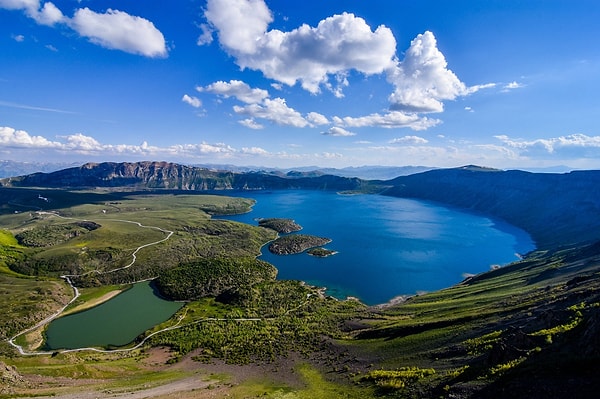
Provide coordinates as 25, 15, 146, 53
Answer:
0, 161, 367, 191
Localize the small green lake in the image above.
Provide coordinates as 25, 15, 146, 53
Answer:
43, 281, 183, 350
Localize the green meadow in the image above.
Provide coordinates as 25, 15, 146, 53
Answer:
1, 187, 599, 398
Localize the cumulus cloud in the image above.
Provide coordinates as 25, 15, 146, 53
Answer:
239, 118, 264, 129
198, 80, 269, 104
182, 94, 202, 108
0, 126, 60, 147
389, 135, 429, 144
69, 8, 167, 57
197, 79, 333, 129
0, 0, 64, 25
203, 0, 396, 95
322, 126, 356, 137
233, 98, 309, 128
387, 31, 493, 113
0, 125, 285, 164
34, 1, 63, 25
203, 0, 272, 54
306, 112, 329, 125
333, 111, 441, 130
0, 1, 167, 57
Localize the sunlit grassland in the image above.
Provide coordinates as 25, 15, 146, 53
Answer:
0, 190, 271, 282
229, 363, 373, 399
0, 189, 270, 352
0, 273, 70, 345
3, 350, 195, 397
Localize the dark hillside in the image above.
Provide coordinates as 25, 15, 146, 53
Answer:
383, 166, 600, 248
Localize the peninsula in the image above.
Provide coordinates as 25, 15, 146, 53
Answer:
268, 234, 332, 255
258, 218, 302, 233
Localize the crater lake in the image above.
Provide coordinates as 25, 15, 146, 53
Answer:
223, 190, 535, 305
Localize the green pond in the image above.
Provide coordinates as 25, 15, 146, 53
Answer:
43, 281, 183, 350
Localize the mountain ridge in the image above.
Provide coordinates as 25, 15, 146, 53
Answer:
3, 160, 600, 250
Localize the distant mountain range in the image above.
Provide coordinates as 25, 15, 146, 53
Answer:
0, 160, 433, 180
2, 161, 599, 250
0, 160, 81, 178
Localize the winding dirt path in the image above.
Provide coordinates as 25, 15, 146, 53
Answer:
7, 212, 174, 356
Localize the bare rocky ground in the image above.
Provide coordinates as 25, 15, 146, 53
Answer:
3, 347, 308, 399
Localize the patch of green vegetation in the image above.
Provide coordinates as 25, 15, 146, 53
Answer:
307, 247, 336, 257
258, 218, 302, 233
486, 357, 526, 378
231, 363, 372, 399
358, 367, 436, 390
148, 280, 367, 364
0, 274, 69, 343
155, 257, 277, 301
15, 221, 100, 247
529, 301, 586, 344
269, 234, 331, 255
463, 330, 503, 355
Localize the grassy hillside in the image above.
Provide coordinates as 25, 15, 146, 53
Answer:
1, 182, 599, 398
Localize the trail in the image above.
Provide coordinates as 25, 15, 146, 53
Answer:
7, 211, 174, 356
6, 210, 309, 357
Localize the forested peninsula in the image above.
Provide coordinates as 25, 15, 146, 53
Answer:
268, 234, 332, 255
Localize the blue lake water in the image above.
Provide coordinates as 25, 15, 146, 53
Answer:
222, 190, 535, 305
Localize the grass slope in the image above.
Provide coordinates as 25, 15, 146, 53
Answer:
1, 186, 600, 398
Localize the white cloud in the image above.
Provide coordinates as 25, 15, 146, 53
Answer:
69, 8, 167, 57
0, 0, 64, 25
61, 132, 102, 150
34, 1, 64, 25
495, 133, 600, 154
387, 31, 493, 113
233, 97, 309, 127
322, 126, 356, 137
198, 80, 269, 104
241, 146, 269, 155
12, 34, 25, 42
389, 135, 429, 144
203, 0, 396, 95
0, 126, 60, 147
503, 81, 524, 90
239, 118, 264, 129
306, 112, 329, 125
196, 23, 214, 45
203, 0, 272, 54
182, 94, 202, 108
500, 81, 525, 93
333, 111, 441, 130
0, 1, 167, 57
0, 0, 38, 11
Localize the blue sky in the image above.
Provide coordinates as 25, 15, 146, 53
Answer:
1, 0, 599, 170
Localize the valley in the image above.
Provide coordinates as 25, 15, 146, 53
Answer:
1, 162, 599, 398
